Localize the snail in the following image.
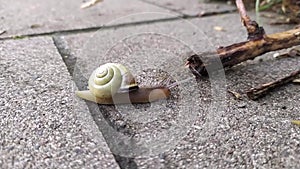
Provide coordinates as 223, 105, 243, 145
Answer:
76, 63, 171, 104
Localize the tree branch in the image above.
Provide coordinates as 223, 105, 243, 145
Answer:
236, 0, 265, 40
186, 0, 300, 77
246, 69, 300, 100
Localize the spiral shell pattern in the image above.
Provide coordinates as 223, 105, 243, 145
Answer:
88, 63, 137, 98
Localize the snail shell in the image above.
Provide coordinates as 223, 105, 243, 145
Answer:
88, 63, 138, 98
76, 63, 170, 104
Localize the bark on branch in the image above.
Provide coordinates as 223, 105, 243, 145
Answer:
236, 0, 265, 40
186, 0, 300, 76
246, 69, 300, 100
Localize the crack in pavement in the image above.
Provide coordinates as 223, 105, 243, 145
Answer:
0, 8, 236, 41
52, 36, 138, 169
139, 0, 237, 17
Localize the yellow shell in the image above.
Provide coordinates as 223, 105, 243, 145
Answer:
88, 63, 138, 98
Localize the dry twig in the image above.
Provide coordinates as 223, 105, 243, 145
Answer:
81, 0, 103, 9
246, 69, 300, 100
0, 30, 6, 36
186, 0, 300, 76
291, 120, 300, 127
293, 79, 300, 83
274, 48, 300, 59
228, 90, 242, 99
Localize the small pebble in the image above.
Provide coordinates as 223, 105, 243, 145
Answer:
237, 103, 247, 108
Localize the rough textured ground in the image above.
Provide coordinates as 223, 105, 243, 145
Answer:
143, 0, 236, 16
0, 0, 299, 168
0, 0, 179, 38
0, 37, 119, 169
57, 13, 300, 169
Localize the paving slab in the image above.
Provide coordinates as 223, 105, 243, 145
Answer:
0, 0, 179, 38
57, 13, 300, 168
0, 37, 120, 169
142, 0, 236, 17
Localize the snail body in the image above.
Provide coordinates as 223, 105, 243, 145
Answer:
76, 63, 170, 104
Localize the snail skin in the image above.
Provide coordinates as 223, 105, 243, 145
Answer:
76, 63, 171, 104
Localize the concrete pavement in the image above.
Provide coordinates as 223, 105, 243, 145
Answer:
0, 37, 119, 168
1, 0, 299, 168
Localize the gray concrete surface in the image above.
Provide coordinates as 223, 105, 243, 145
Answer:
0, 37, 120, 169
143, 0, 236, 16
58, 13, 300, 168
0, 0, 178, 38
1, 0, 300, 168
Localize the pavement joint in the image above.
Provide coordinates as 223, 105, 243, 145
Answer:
0, 37, 121, 168
52, 36, 138, 169
140, 0, 237, 17
52, 36, 77, 77
0, 9, 236, 42
0, 17, 181, 41
139, 0, 186, 15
